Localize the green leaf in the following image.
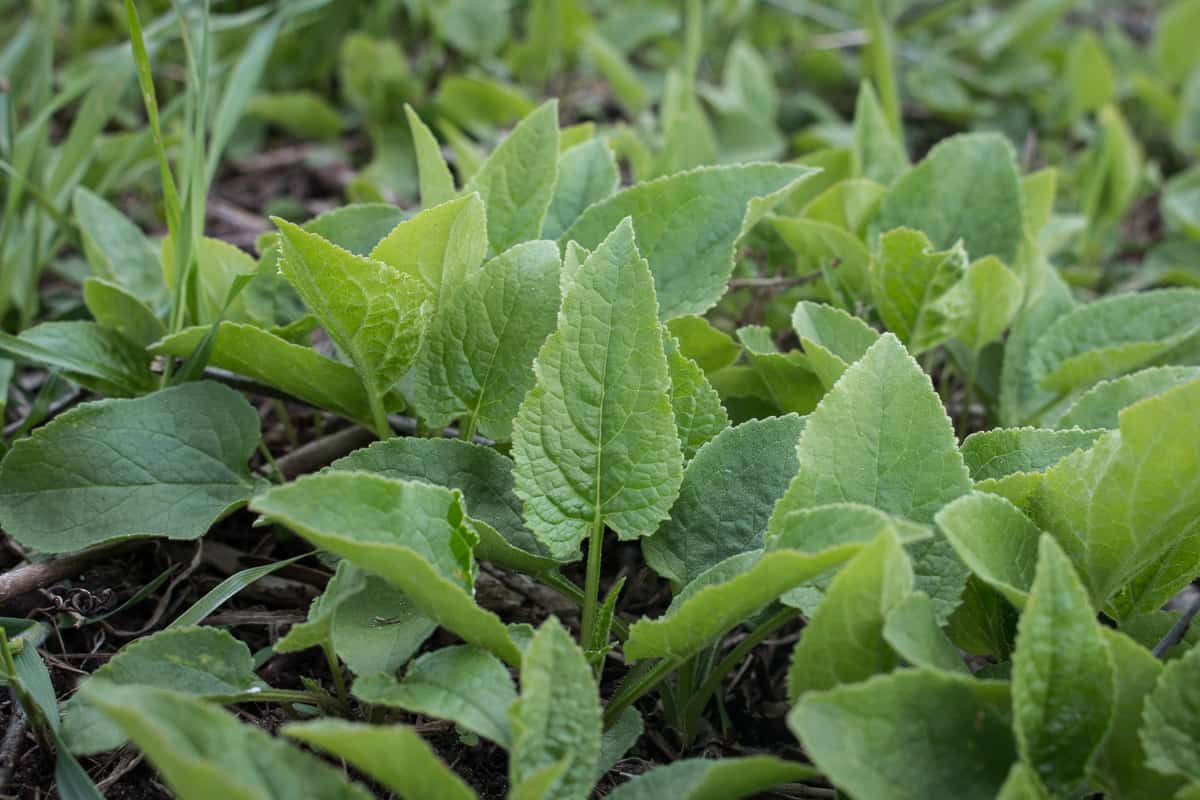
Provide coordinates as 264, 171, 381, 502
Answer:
285, 720, 476, 800
1029, 377, 1200, 608
851, 81, 908, 185
0, 322, 155, 397
999, 270, 1077, 426
936, 492, 1042, 608
1067, 31, 1116, 116
996, 763, 1048, 800
331, 573, 437, 676
73, 187, 164, 304
1154, 0, 1200, 82
433, 0, 510, 56
771, 216, 872, 302
789, 670, 1016, 800
1093, 630, 1187, 799
251, 473, 521, 666
246, 91, 342, 140
882, 592, 968, 674
606, 756, 816, 800
0, 382, 260, 553
1141, 642, 1200, 782
82, 684, 370, 799
276, 560, 366, 654
274, 217, 428, 433
63, 627, 257, 755
791, 300, 880, 389
869, 228, 968, 354
152, 323, 404, 426
664, 337, 729, 461
665, 316, 742, 373
597, 707, 642, 779
1083, 106, 1144, 231
512, 219, 683, 560
83, 277, 165, 348
962, 427, 1106, 483
353, 645, 516, 748
169, 553, 311, 629
624, 544, 862, 662
543, 139, 620, 240
1028, 289, 1200, 396
581, 32, 650, 118
643, 415, 804, 586
411, 240, 561, 441
874, 132, 1024, 265
509, 616, 601, 800
405, 104, 456, 209
768, 334, 972, 621
260, 205, 408, 272
465, 101, 559, 253
1012, 536, 1115, 795
787, 530, 912, 698
330, 437, 557, 572
735, 326, 824, 415
934, 256, 1024, 352
560, 163, 817, 318
162, 236, 259, 326
369, 193, 488, 310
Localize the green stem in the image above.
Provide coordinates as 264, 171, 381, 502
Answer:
603, 657, 679, 729
459, 414, 478, 443
366, 388, 392, 441
579, 515, 605, 650
537, 570, 628, 640
322, 641, 349, 710
681, 606, 799, 729
213, 688, 341, 715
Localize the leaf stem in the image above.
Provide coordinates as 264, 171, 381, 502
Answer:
603, 657, 679, 729
322, 641, 349, 710
366, 388, 392, 441
537, 570, 629, 640
579, 515, 605, 649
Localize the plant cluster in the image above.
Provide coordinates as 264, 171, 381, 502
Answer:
1, 0, 1199, 798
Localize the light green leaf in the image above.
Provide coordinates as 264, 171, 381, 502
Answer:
81, 684, 369, 800
162, 236, 258, 326
1141, 641, 1200, 782
405, 104, 456, 208
962, 427, 1106, 483
1067, 31, 1116, 116
73, 187, 164, 304
665, 337, 729, 461
789, 670, 1016, 800
874, 132, 1024, 265
791, 300, 880, 389
801, 179, 885, 238
543, 139, 619, 240
936, 492, 1042, 608
788, 530, 912, 698
869, 228, 968, 354
933, 255, 1024, 352
411, 240, 561, 441
1154, 0, 1200, 82
560, 163, 817, 318
512, 219, 682, 560
433, 0, 510, 56
624, 544, 862, 662
276, 560, 365, 654
643, 415, 804, 587
606, 756, 816, 800
1029, 377, 1200, 608
259, 205, 407, 275
63, 628, 258, 756
369, 193, 488, 310
465, 101, 559, 253
83, 278, 165, 347
581, 31, 650, 117
1093, 630, 1186, 799
772, 217, 872, 302
882, 592, 968, 674
736, 326, 824, 415
509, 616, 601, 800
1012, 536, 1115, 795
996, 763, 1048, 800
152, 323, 405, 426
354, 645, 516, 748
0, 322, 155, 397
330, 437, 557, 572
999, 270, 1077, 426
331, 573, 437, 676
274, 218, 429, 404
851, 81, 908, 185
1083, 106, 1144, 231
665, 315, 742, 373
246, 91, 342, 140
285, 720, 476, 800
0, 382, 260, 553
1028, 289, 1200, 396
251, 473, 521, 666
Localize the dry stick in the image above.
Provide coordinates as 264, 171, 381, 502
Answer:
0, 703, 27, 794
727, 272, 821, 291
0, 541, 136, 605
1153, 593, 1200, 658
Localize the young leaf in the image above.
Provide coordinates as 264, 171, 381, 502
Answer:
406, 104, 456, 208
152, 323, 405, 426
509, 616, 602, 800
791, 300, 880, 389
790, 670, 1016, 800
560, 163, 817, 318
643, 415, 804, 587
936, 492, 1042, 607
851, 80, 908, 185
330, 437, 558, 572
787, 530, 913, 699
274, 218, 429, 435
251, 473, 521, 666
543, 139, 619, 240
411, 240, 561, 441
285, 720, 476, 800
83, 278, 165, 348
511, 219, 683, 560
82, 684, 370, 799
932, 255, 1024, 352
1012, 536, 1115, 795
1141, 642, 1200, 782
0, 382, 260, 553
369, 193, 488, 309
869, 228, 968, 354
882, 592, 968, 674
73, 187, 165, 305
665, 316, 742, 373
0, 322, 155, 397
353, 645, 516, 748
606, 756, 816, 800
664, 337, 729, 461
735, 326, 824, 414
767, 334, 972, 621
1057, 366, 1200, 430
63, 628, 258, 755
874, 132, 1024, 265
998, 270, 1077, 426
331, 573, 437, 676
465, 100, 559, 253
771, 217, 873, 302
961, 427, 1106, 483
275, 560, 366, 655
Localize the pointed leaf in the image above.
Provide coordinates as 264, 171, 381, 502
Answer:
275, 560, 366, 654
664, 337, 729, 461
869, 228, 968, 353
83, 278, 165, 348
331, 573, 437, 676
73, 187, 164, 304
1141, 642, 1200, 782
882, 592, 968, 674
0, 322, 155, 397
405, 104, 456, 208
851, 81, 908, 185
936, 492, 1042, 608
665, 316, 742, 373
791, 300, 880, 389
543, 139, 619, 240
1058, 366, 1200, 430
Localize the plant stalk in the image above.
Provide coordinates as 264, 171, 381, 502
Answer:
603, 657, 679, 729
579, 514, 605, 649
